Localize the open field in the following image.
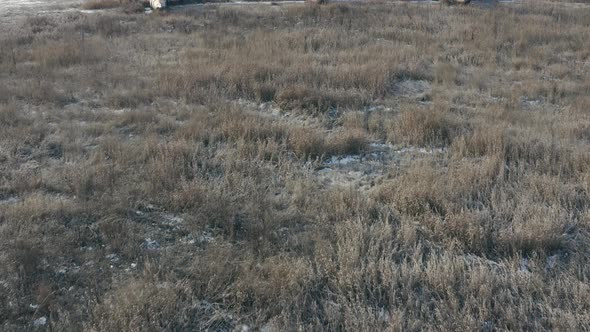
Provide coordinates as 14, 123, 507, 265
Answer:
1, 0, 590, 330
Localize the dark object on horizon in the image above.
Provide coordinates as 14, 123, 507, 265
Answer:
436, 0, 472, 4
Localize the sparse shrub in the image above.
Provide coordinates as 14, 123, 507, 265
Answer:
376, 164, 446, 216
389, 107, 458, 146
93, 14, 129, 37
0, 103, 31, 127
276, 85, 367, 113
31, 37, 108, 68
288, 127, 327, 159
90, 274, 188, 331
255, 83, 277, 103
434, 62, 459, 86
98, 217, 141, 258
276, 85, 334, 112
328, 129, 368, 155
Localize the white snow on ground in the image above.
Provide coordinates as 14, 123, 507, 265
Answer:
318, 142, 447, 189
0, 197, 19, 205
519, 258, 531, 273
162, 213, 184, 226
0, 0, 81, 18
327, 155, 361, 165
396, 146, 446, 154
33, 316, 47, 327
106, 253, 120, 263
144, 238, 160, 250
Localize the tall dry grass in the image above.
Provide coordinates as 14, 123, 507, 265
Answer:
1, 2, 590, 331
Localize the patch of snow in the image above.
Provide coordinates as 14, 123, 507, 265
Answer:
519, 258, 531, 273
521, 97, 544, 107
0, 197, 18, 205
29, 304, 39, 310
395, 147, 445, 154
327, 155, 361, 165
198, 232, 214, 243
199, 232, 213, 243
106, 253, 120, 263
33, 317, 47, 327
145, 238, 160, 250
365, 105, 391, 112
162, 213, 184, 225
80, 9, 104, 13
369, 142, 393, 150
545, 254, 560, 272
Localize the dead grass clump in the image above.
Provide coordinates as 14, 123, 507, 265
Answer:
375, 164, 446, 216
255, 83, 277, 103
288, 127, 368, 159
498, 200, 568, 255
122, 1, 146, 14
80, 14, 130, 37
26, 16, 57, 34
389, 107, 459, 147
451, 125, 505, 158
98, 216, 142, 258
327, 129, 368, 156
434, 62, 459, 86
288, 127, 327, 159
90, 273, 189, 331
177, 106, 288, 146
31, 37, 108, 68
107, 90, 153, 109
276, 85, 367, 113
276, 85, 334, 112
0, 103, 31, 127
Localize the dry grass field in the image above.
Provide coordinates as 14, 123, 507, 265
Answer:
1, 0, 590, 330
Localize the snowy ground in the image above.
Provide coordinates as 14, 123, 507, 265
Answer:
0, 0, 81, 16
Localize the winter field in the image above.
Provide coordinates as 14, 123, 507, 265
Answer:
1, 0, 590, 330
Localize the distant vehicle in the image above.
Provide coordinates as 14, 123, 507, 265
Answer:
150, 0, 166, 9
